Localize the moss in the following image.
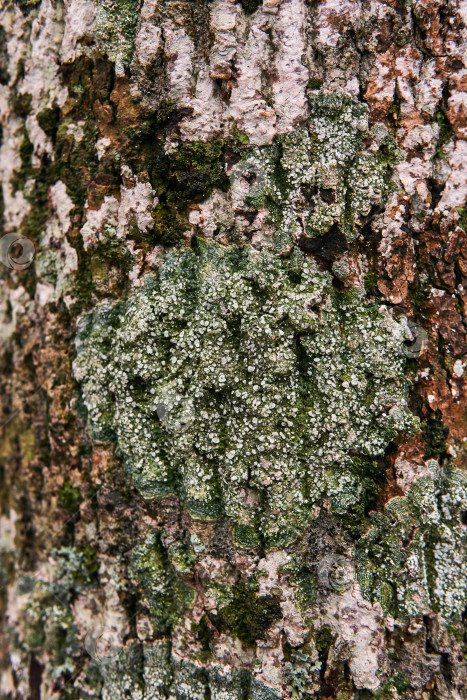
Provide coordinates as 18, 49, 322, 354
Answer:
373, 672, 410, 698
233, 123, 250, 145
238, 0, 263, 15
433, 103, 452, 158
364, 272, 379, 293
315, 625, 337, 670
74, 240, 417, 543
192, 614, 216, 660
422, 414, 449, 458
307, 77, 323, 90
456, 205, 467, 233
10, 91, 32, 117
36, 105, 61, 142
57, 478, 82, 515
147, 139, 231, 244
218, 580, 282, 646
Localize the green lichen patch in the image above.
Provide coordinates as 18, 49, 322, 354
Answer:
242, 92, 401, 251
10, 127, 33, 192
74, 240, 416, 544
354, 463, 467, 619
8, 571, 81, 679
95, 0, 140, 73
130, 531, 195, 632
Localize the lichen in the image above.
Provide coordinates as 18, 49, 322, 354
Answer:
8, 568, 81, 681
74, 239, 417, 547
95, 0, 140, 73
354, 462, 467, 619
240, 91, 401, 251
130, 531, 195, 632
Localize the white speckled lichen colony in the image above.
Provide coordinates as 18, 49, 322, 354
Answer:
74, 239, 416, 547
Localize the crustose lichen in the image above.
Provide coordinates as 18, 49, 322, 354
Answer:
73, 240, 417, 547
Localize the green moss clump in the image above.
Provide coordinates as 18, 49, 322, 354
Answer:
147, 139, 231, 245
218, 580, 282, 646
315, 624, 337, 670
364, 272, 379, 292
433, 104, 453, 158
57, 478, 82, 514
422, 415, 449, 458
354, 464, 467, 619
74, 240, 417, 544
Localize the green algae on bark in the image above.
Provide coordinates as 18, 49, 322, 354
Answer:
74, 240, 417, 546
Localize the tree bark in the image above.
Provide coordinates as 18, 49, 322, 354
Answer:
0, 0, 466, 698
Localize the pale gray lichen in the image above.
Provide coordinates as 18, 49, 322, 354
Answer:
354, 462, 467, 619
95, 0, 140, 73
7, 569, 80, 682
100, 645, 276, 700
74, 239, 416, 547
239, 91, 401, 250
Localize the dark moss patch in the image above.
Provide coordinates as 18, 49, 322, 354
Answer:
192, 613, 217, 660
433, 103, 452, 159
298, 222, 348, 264
307, 77, 323, 91
145, 139, 231, 244
422, 413, 449, 459
80, 544, 99, 582
315, 625, 337, 679
456, 206, 467, 233
10, 128, 33, 192
217, 580, 282, 646
363, 273, 379, 293
10, 91, 32, 117
238, 0, 263, 14
37, 105, 61, 143
131, 531, 195, 633
58, 479, 82, 515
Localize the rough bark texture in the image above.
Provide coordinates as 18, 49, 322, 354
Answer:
0, 0, 466, 698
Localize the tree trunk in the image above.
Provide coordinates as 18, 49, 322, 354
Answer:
0, 0, 466, 698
